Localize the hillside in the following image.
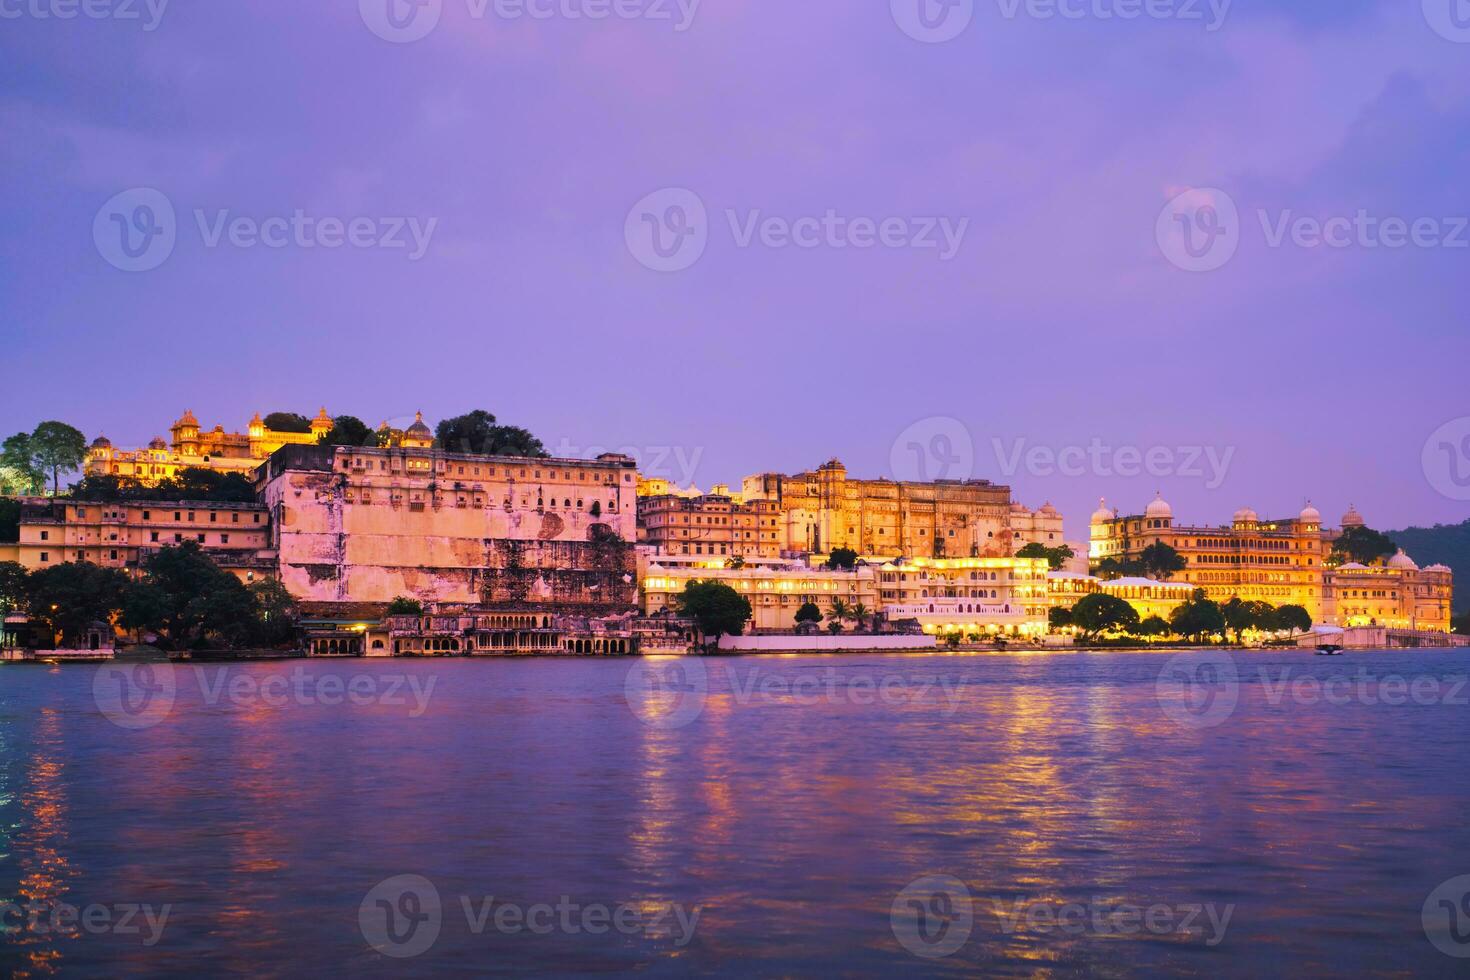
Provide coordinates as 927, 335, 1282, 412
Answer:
1389, 519, 1470, 614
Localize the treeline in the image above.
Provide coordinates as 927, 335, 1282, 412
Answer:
0, 543, 297, 651
1051, 590, 1312, 644
71, 469, 258, 503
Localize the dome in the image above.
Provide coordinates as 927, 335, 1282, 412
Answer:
174, 409, 199, 428
1145, 493, 1172, 520
1299, 502, 1321, 524
1091, 498, 1117, 524
1233, 506, 1258, 524
90, 435, 111, 449
1342, 505, 1365, 528
1387, 550, 1418, 570
1010, 501, 1028, 513
406, 411, 432, 437
1039, 502, 1059, 517
1425, 563, 1451, 573
1337, 562, 1368, 571
148, 436, 167, 450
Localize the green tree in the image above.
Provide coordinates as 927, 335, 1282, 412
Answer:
1169, 590, 1226, 643
121, 541, 256, 648
1139, 542, 1187, 581
794, 601, 823, 628
24, 561, 129, 647
826, 548, 859, 570
29, 422, 88, 496
1138, 615, 1172, 639
1093, 557, 1144, 581
827, 619, 844, 635
1276, 604, 1313, 636
250, 578, 299, 646
1221, 597, 1253, 644
1332, 526, 1398, 566
264, 412, 313, 434
1048, 606, 1074, 631
1454, 612, 1470, 636
0, 560, 27, 617
435, 410, 548, 458
320, 415, 376, 448
677, 580, 753, 643
851, 602, 871, 631
0, 497, 19, 543
724, 555, 746, 570
1, 432, 45, 495
1017, 542, 1076, 570
387, 596, 424, 616
943, 631, 963, 649
1071, 593, 1140, 639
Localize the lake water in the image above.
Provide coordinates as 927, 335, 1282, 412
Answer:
2, 649, 1469, 977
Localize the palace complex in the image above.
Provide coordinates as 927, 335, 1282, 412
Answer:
2, 409, 1459, 653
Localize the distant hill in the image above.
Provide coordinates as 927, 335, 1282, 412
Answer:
1389, 519, 1470, 614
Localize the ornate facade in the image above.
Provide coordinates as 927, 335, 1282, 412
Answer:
85, 408, 335, 483
638, 493, 782, 560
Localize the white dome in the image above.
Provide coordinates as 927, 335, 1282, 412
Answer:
1039, 502, 1059, 517
1233, 506, 1258, 524
1300, 502, 1321, 524
1091, 498, 1117, 524
1387, 550, 1418, 570
1145, 493, 1172, 520
1342, 505, 1365, 528
1425, 563, 1451, 573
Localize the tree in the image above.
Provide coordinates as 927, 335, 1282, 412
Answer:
320, 415, 376, 448
264, 412, 313, 434
0, 560, 27, 617
435, 410, 548, 458
1048, 606, 1074, 631
724, 555, 747, 570
943, 631, 963, 649
1170, 590, 1226, 643
0, 497, 19, 543
1139, 542, 1187, 581
1, 432, 44, 495
851, 602, 871, 631
827, 548, 859, 570
71, 468, 256, 503
1332, 526, 1398, 566
677, 580, 752, 643
1221, 597, 1253, 644
24, 561, 129, 647
829, 597, 852, 629
1093, 557, 1143, 581
1276, 604, 1313, 636
827, 619, 844, 635
121, 541, 256, 648
794, 602, 823, 628
1138, 615, 1172, 639
250, 578, 299, 646
387, 596, 423, 616
28, 422, 88, 496
1071, 593, 1140, 639
1017, 542, 1076, 570
1454, 612, 1470, 636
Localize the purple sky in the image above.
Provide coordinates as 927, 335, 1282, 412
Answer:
2, 0, 1468, 538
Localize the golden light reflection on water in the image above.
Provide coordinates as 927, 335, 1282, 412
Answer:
9, 706, 74, 978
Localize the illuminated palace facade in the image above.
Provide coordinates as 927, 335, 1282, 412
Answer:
740, 458, 1064, 560
1090, 497, 1453, 632
85, 408, 336, 483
